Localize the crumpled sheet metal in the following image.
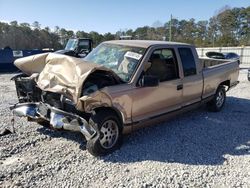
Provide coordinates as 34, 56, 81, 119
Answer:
14, 53, 49, 75
36, 53, 105, 103
14, 53, 114, 103
77, 89, 132, 123
77, 90, 113, 112
13, 53, 130, 119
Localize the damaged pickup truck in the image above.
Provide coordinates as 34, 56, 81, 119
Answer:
10, 40, 239, 156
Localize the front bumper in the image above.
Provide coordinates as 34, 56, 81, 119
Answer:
10, 102, 96, 140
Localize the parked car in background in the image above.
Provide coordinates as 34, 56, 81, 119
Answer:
10, 40, 239, 156
206, 51, 240, 64
56, 38, 93, 58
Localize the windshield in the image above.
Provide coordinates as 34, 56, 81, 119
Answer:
65, 39, 78, 51
85, 43, 146, 82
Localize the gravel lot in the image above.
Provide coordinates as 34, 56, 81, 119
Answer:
0, 67, 250, 188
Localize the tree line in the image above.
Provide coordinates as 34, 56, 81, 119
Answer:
0, 6, 249, 50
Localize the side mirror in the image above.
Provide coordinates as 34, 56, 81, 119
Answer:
139, 75, 159, 87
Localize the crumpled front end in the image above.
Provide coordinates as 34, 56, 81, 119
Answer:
14, 52, 122, 104
10, 73, 96, 140
10, 53, 123, 140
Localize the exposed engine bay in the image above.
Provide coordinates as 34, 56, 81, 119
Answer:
10, 68, 121, 141
12, 69, 120, 114
82, 70, 121, 95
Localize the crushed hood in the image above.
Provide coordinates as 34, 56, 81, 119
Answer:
14, 52, 50, 75
14, 53, 119, 102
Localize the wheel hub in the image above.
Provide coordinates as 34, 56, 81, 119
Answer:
99, 120, 119, 149
216, 90, 224, 107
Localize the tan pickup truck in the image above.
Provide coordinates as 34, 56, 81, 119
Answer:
11, 40, 239, 156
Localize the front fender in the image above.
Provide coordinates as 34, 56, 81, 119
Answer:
76, 90, 132, 124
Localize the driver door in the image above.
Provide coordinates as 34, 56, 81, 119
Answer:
131, 47, 183, 123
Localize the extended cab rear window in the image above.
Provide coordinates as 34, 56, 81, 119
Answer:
178, 48, 197, 77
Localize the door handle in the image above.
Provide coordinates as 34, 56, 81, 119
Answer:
177, 84, 183, 90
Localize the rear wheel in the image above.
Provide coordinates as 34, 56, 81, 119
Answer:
207, 85, 226, 112
86, 110, 123, 156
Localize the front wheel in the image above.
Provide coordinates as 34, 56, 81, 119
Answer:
207, 85, 226, 112
86, 110, 123, 156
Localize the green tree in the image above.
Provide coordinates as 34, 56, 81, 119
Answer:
0, 5, 249, 50
32, 21, 41, 30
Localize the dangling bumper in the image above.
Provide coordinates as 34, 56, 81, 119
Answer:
10, 102, 96, 140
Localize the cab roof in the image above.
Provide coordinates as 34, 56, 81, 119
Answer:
104, 40, 191, 48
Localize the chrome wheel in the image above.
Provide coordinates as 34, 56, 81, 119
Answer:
216, 90, 225, 108
99, 120, 119, 149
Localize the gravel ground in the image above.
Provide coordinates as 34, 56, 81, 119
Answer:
0, 67, 250, 188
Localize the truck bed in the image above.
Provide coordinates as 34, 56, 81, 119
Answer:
200, 58, 239, 99
199, 57, 232, 68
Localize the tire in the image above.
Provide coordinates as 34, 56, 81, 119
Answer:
86, 110, 123, 156
207, 85, 226, 112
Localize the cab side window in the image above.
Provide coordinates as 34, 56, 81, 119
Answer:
178, 48, 197, 77
145, 49, 179, 82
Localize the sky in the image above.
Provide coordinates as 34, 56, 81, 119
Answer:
0, 0, 249, 34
